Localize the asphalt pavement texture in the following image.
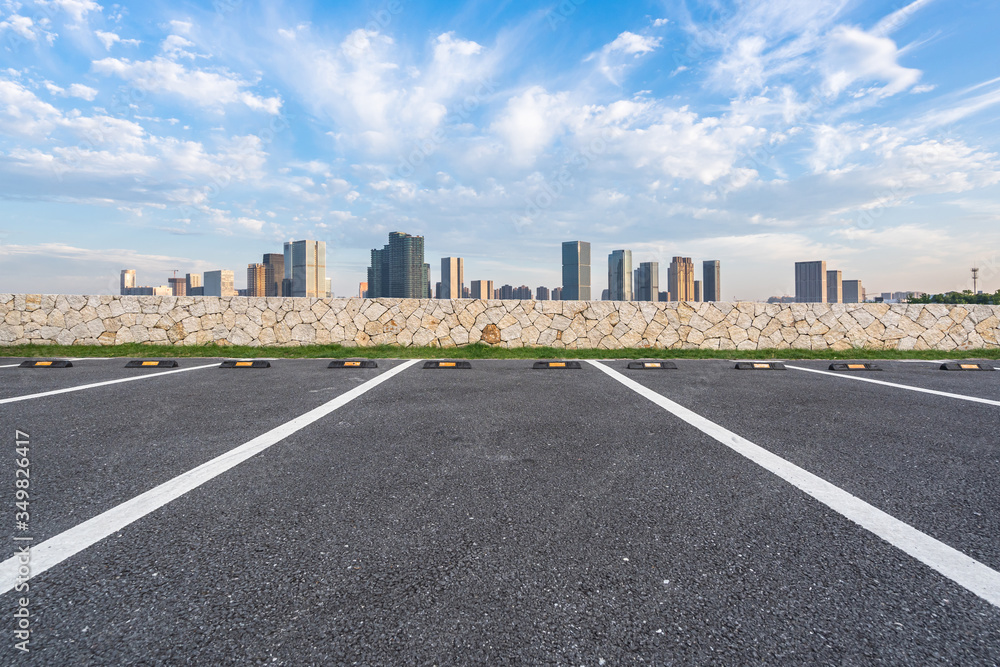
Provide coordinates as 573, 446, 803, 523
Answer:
1, 356, 999, 665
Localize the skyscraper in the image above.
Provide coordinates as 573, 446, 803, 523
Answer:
204, 270, 236, 297
499, 284, 514, 299
843, 280, 863, 304
263, 253, 284, 297
283, 240, 327, 297
703, 261, 721, 301
168, 277, 186, 296
693, 280, 702, 302
551, 287, 563, 301
441, 257, 464, 299
367, 232, 427, 298
425, 263, 432, 298
607, 249, 633, 301
795, 261, 827, 303
247, 264, 267, 297
562, 241, 591, 300
514, 285, 532, 299
826, 270, 842, 304
471, 280, 493, 299
120, 269, 136, 295
668, 257, 695, 301
185, 273, 202, 295
536, 286, 550, 301
359, 282, 368, 298
634, 262, 659, 302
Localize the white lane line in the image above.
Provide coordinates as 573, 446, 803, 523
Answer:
786, 365, 1000, 407
0, 358, 421, 595
0, 364, 220, 405
588, 360, 1000, 609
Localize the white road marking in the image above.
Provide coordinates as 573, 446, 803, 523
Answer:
0, 358, 421, 595
589, 360, 1000, 609
0, 364, 220, 405
786, 365, 1000, 407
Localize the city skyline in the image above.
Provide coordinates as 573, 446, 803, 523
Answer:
1, 1, 998, 299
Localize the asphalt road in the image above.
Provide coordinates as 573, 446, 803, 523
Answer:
1, 357, 998, 665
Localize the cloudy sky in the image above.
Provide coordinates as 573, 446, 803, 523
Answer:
1, 0, 999, 299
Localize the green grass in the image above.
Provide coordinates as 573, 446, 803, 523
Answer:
1, 342, 998, 360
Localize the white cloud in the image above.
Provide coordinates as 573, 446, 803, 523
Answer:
0, 77, 62, 136
91, 57, 282, 114
491, 86, 572, 167
871, 0, 937, 37
42, 0, 102, 24
161, 34, 196, 59
0, 13, 34, 39
820, 26, 922, 99
603, 31, 661, 57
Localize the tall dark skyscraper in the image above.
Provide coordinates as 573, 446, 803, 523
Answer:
703, 260, 721, 302
562, 241, 591, 300
607, 249, 633, 301
795, 261, 827, 303
634, 262, 659, 301
263, 253, 284, 297
367, 232, 427, 298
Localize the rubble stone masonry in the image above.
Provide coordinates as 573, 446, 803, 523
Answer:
1, 294, 998, 350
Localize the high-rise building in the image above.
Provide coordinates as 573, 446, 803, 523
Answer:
186, 273, 202, 294
499, 284, 514, 299
514, 285, 532, 299
168, 277, 186, 296
795, 261, 827, 303
471, 280, 493, 299
826, 270, 842, 304
693, 280, 702, 302
601, 289, 610, 300
246, 264, 267, 297
668, 257, 695, 301
425, 263, 431, 298
359, 282, 368, 298
367, 232, 426, 298
283, 240, 327, 297
263, 253, 284, 297
607, 249, 633, 301
435, 282, 443, 299
536, 286, 550, 301
441, 257, 464, 299
152, 286, 173, 296
120, 269, 136, 295
658, 291, 670, 302
703, 261, 721, 302
326, 277, 332, 298
204, 270, 236, 297
634, 262, 659, 302
843, 280, 863, 304
562, 241, 591, 300
552, 287, 563, 301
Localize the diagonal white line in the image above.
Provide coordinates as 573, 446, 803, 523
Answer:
0, 359, 421, 595
786, 365, 1000, 407
589, 360, 1000, 609
0, 363, 219, 405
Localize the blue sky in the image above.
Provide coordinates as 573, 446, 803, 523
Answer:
1, 0, 999, 298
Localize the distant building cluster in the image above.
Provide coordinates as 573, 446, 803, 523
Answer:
121, 239, 330, 298
793, 261, 865, 303
603, 249, 722, 303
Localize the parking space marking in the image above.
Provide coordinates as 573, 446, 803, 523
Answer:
589, 360, 1000, 609
786, 365, 1000, 407
0, 364, 221, 405
0, 359, 420, 596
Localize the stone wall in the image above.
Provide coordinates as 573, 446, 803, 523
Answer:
0, 294, 997, 350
